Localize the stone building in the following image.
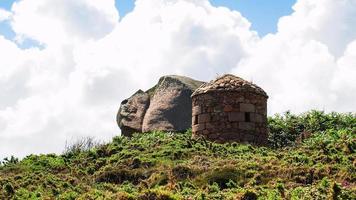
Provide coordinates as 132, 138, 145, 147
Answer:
191, 74, 268, 145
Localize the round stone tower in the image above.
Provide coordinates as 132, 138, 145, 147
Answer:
191, 74, 268, 145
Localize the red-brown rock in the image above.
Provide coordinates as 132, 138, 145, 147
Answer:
118, 75, 205, 136
117, 90, 150, 136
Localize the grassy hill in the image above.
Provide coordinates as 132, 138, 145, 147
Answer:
0, 111, 355, 200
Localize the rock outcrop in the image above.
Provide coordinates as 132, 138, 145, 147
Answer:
117, 90, 150, 137
117, 75, 205, 136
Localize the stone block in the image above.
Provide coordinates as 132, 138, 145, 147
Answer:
256, 135, 267, 145
202, 94, 214, 100
205, 122, 215, 129
251, 113, 263, 123
215, 138, 225, 143
239, 122, 255, 130
217, 121, 226, 129
236, 97, 245, 102
192, 124, 205, 132
240, 103, 255, 112
214, 105, 223, 113
192, 116, 196, 125
223, 105, 233, 112
192, 106, 202, 115
198, 114, 211, 123
208, 133, 219, 139
219, 112, 227, 117
211, 114, 221, 122
228, 112, 245, 122
232, 122, 238, 128
243, 134, 255, 142
223, 132, 239, 140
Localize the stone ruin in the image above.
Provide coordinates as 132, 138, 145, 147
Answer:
117, 74, 269, 145
191, 74, 268, 145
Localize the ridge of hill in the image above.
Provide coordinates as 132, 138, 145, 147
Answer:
0, 111, 355, 199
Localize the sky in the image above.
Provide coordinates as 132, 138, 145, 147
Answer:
114, 0, 297, 36
0, 0, 296, 42
0, 0, 355, 159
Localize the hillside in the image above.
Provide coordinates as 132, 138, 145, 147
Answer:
0, 111, 355, 199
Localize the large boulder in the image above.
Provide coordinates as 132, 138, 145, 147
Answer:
117, 90, 150, 137
117, 75, 205, 136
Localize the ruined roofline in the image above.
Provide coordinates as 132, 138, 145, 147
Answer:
191, 74, 268, 98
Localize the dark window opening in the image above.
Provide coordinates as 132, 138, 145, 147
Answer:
245, 112, 251, 122
193, 115, 198, 125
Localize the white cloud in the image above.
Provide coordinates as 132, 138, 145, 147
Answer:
74, 0, 257, 87
330, 40, 356, 111
0, 8, 11, 21
0, 0, 121, 158
234, 0, 356, 114
0, 0, 355, 159
11, 0, 119, 46
278, 0, 356, 57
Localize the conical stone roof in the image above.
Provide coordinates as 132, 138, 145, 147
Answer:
192, 74, 268, 97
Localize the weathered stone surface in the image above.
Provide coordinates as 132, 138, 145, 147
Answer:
192, 74, 268, 97
118, 75, 205, 136
244, 134, 255, 142
205, 123, 214, 129
239, 122, 255, 130
191, 74, 268, 145
117, 90, 150, 136
223, 105, 233, 112
228, 112, 245, 122
192, 116, 198, 125
208, 133, 219, 139
142, 75, 205, 133
251, 113, 263, 123
198, 114, 211, 123
192, 105, 202, 115
213, 105, 223, 113
192, 124, 205, 132
222, 132, 239, 140
240, 103, 255, 112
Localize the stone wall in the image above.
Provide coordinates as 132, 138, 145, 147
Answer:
192, 91, 267, 145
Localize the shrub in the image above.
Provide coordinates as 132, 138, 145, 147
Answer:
268, 111, 356, 148
94, 166, 148, 184
3, 183, 15, 195
171, 165, 194, 180
1, 156, 19, 167
146, 171, 169, 188
241, 190, 257, 200
64, 137, 102, 155
138, 189, 181, 200
205, 165, 241, 189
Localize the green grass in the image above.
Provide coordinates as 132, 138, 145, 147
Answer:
0, 111, 355, 199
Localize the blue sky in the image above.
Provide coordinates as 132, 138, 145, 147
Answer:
1, 0, 296, 43
210, 0, 296, 36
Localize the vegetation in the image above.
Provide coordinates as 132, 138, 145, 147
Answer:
0, 110, 355, 199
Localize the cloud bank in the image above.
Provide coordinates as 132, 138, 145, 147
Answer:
234, 0, 356, 113
0, 8, 11, 21
0, 0, 355, 158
